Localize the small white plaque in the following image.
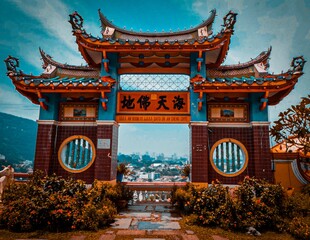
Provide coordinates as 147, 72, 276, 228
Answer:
198, 26, 208, 37
97, 139, 110, 149
102, 27, 115, 36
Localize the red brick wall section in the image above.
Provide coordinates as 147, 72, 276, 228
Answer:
252, 125, 273, 182
34, 124, 57, 174
51, 126, 97, 183
96, 124, 119, 181
191, 125, 209, 182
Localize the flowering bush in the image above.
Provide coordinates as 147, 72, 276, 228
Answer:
171, 183, 193, 211
172, 177, 310, 238
288, 217, 310, 240
0, 171, 117, 232
95, 182, 133, 210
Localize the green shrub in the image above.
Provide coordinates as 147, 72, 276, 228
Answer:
98, 182, 133, 210
288, 217, 310, 240
301, 184, 310, 195
171, 176, 310, 237
0, 171, 117, 232
234, 177, 286, 230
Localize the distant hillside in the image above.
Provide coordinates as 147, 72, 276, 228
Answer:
0, 112, 37, 170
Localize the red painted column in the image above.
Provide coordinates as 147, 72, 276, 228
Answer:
34, 121, 57, 174
252, 122, 273, 182
95, 121, 119, 181
190, 122, 209, 182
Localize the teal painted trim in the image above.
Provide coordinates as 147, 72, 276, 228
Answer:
249, 93, 268, 121
190, 52, 207, 121
98, 53, 118, 120
68, 141, 73, 166
65, 143, 70, 165
190, 52, 198, 78
81, 140, 86, 166
101, 58, 111, 77
39, 93, 60, 120
72, 140, 77, 168
190, 89, 207, 121
85, 143, 89, 165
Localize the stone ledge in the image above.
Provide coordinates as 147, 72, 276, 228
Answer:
116, 230, 146, 235
151, 230, 182, 235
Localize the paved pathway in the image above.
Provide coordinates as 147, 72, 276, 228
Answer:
15, 203, 230, 240
112, 203, 182, 230
72, 202, 202, 240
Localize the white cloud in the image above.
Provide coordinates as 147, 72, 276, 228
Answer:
257, 15, 298, 72
226, 0, 247, 14
306, 29, 310, 40
10, 0, 75, 52
8, 0, 87, 70
84, 22, 101, 38
0, 83, 39, 120
1, 24, 85, 74
192, 0, 246, 22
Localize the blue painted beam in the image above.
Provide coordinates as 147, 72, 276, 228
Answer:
98, 52, 118, 120
190, 52, 207, 121
39, 93, 60, 120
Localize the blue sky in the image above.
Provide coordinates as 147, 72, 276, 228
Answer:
0, 0, 309, 156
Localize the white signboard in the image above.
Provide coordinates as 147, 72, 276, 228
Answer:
97, 139, 111, 149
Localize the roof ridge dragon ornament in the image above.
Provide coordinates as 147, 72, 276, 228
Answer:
69, 11, 84, 32
4, 56, 22, 75
223, 11, 238, 32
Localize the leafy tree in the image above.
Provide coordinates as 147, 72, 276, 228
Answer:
181, 164, 191, 178
270, 95, 310, 158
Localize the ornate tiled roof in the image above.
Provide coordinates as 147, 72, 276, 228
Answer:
70, 10, 236, 45
4, 55, 115, 108
10, 74, 109, 88
39, 48, 100, 78
69, 10, 237, 68
98, 9, 217, 42
208, 48, 271, 78
218, 47, 271, 70
191, 56, 306, 106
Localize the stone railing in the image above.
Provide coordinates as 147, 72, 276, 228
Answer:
122, 182, 187, 203
11, 173, 187, 203
13, 172, 32, 182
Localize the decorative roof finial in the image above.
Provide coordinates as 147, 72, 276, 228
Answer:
4, 56, 20, 74
69, 11, 84, 31
223, 11, 237, 31
291, 56, 306, 72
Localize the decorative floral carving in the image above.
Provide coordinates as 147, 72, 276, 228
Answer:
223, 11, 237, 30
291, 56, 306, 72
69, 11, 84, 30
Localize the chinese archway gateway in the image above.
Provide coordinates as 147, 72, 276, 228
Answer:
4, 9, 306, 184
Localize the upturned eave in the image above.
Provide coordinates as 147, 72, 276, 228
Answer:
98, 9, 217, 40
191, 71, 303, 105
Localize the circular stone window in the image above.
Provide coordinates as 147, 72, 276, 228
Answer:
210, 138, 248, 177
58, 135, 96, 173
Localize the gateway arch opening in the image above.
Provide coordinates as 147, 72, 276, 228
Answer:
118, 124, 189, 182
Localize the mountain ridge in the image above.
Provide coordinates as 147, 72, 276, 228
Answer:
0, 112, 37, 171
